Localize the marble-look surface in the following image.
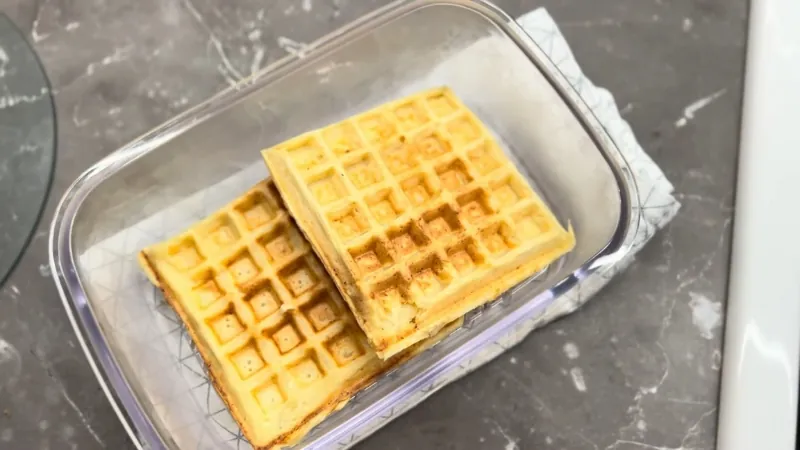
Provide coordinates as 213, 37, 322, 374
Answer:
0, 0, 744, 449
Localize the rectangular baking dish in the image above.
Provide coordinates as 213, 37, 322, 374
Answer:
49, 1, 640, 449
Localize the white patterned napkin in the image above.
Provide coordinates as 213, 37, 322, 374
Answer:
512, 8, 681, 322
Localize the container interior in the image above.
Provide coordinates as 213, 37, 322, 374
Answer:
65, 3, 628, 449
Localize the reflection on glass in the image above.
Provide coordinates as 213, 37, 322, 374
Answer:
0, 13, 56, 285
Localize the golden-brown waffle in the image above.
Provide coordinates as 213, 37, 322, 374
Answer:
139, 180, 458, 449
263, 86, 576, 359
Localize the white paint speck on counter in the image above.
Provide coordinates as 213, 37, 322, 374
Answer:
688, 292, 722, 339
0, 46, 9, 78
569, 367, 587, 392
711, 349, 722, 370
248, 29, 262, 41
675, 89, 727, 128
277, 36, 309, 58
563, 342, 580, 359
0, 338, 21, 386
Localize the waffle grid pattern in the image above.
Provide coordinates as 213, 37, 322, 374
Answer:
265, 87, 574, 356
142, 182, 387, 446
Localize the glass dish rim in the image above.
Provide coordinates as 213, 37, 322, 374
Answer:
48, 1, 641, 448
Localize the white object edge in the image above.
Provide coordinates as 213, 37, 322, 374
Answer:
717, 0, 800, 448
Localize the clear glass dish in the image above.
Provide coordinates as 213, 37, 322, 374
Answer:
49, 1, 640, 449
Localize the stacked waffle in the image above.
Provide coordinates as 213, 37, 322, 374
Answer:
139, 87, 575, 448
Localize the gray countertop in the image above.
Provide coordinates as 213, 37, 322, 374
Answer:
0, 0, 744, 448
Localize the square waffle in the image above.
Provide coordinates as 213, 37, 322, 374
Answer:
138, 180, 459, 449
263, 87, 576, 359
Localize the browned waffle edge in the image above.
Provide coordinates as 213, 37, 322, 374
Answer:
137, 218, 459, 448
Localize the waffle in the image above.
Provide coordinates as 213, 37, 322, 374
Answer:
263, 86, 576, 359
138, 180, 459, 449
